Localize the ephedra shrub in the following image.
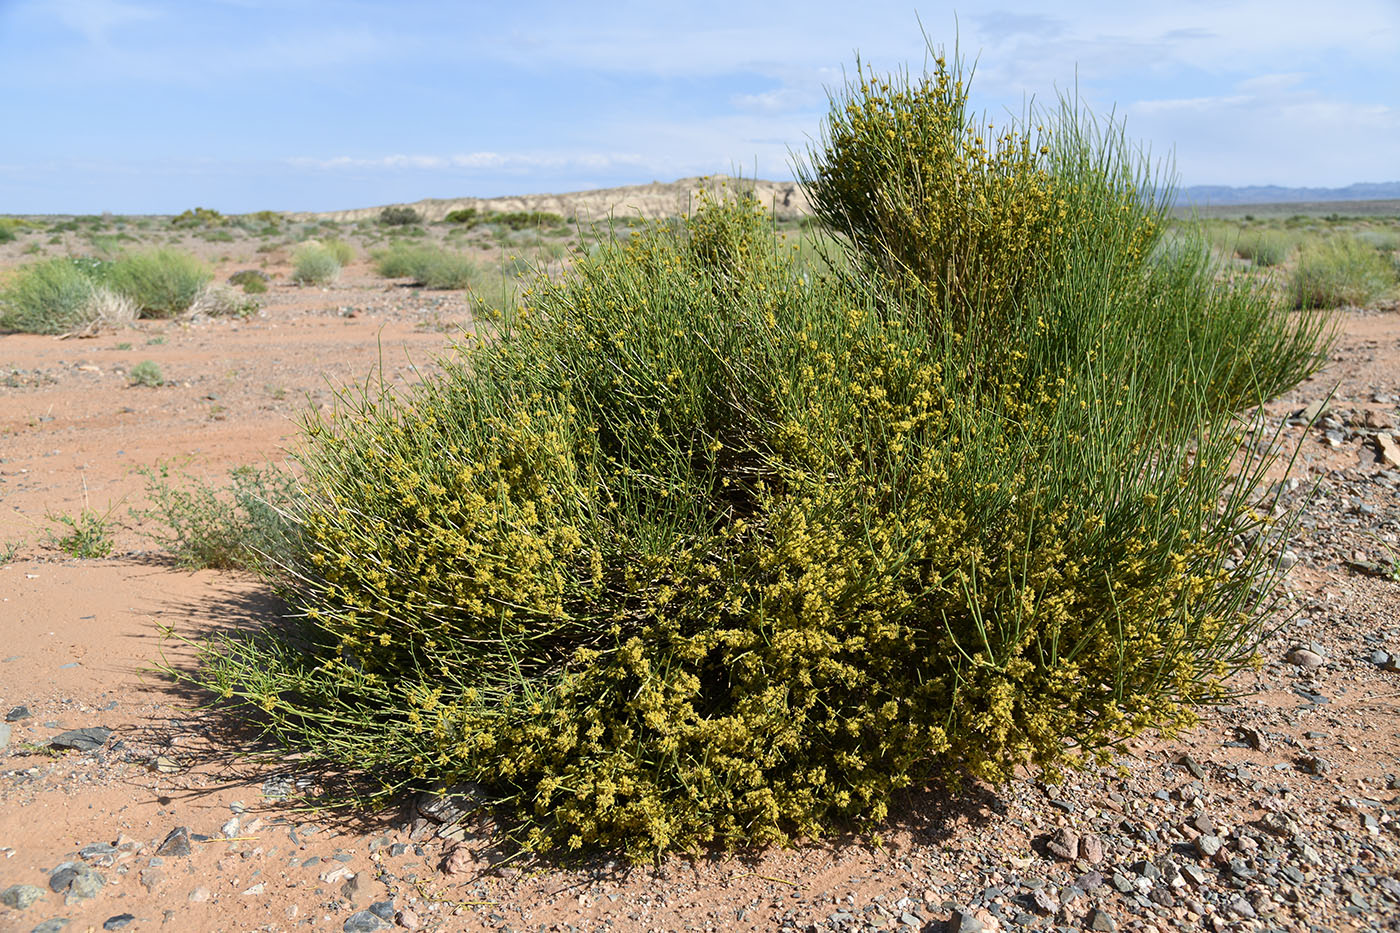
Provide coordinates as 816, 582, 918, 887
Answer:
184, 46, 1332, 859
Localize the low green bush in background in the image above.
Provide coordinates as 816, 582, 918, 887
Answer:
292, 244, 341, 285
0, 258, 101, 334
372, 243, 477, 289
106, 249, 212, 317
179, 42, 1332, 861
1234, 230, 1295, 267
1290, 234, 1397, 308
378, 206, 422, 226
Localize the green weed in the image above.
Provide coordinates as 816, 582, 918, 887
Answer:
133, 464, 301, 572
47, 507, 116, 558
129, 360, 164, 386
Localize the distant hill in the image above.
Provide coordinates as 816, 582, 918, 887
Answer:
297, 176, 1400, 223
1181, 182, 1400, 206
295, 176, 810, 224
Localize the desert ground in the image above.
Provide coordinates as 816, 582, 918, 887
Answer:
1, 194, 1399, 933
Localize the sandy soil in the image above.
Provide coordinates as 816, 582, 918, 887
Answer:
1, 242, 1399, 933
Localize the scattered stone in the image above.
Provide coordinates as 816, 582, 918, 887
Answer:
102, 914, 135, 930
29, 919, 70, 933
220, 817, 240, 838
1028, 888, 1059, 915
1078, 832, 1105, 865
78, 843, 117, 861
1195, 834, 1223, 858
1047, 827, 1081, 861
48, 863, 103, 905
343, 909, 391, 932
394, 908, 421, 931
1285, 647, 1323, 670
1376, 433, 1400, 468
1226, 896, 1257, 919
1298, 755, 1331, 776
369, 901, 395, 921
5, 705, 30, 721
440, 844, 477, 876
1, 884, 45, 909
948, 906, 991, 933
416, 782, 487, 827
188, 887, 210, 903
1085, 908, 1116, 931
341, 872, 367, 905
155, 827, 192, 857
47, 727, 111, 752
138, 869, 165, 893
1236, 726, 1268, 751
1179, 755, 1205, 780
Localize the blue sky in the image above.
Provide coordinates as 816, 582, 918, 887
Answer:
1, 0, 1397, 214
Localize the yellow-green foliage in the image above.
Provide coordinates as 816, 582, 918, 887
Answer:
187, 46, 1332, 862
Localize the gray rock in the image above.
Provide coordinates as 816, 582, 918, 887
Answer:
138, 869, 165, 893
48, 727, 111, 752
47, 866, 79, 894
155, 827, 191, 857
1, 884, 45, 909
79, 843, 118, 861
0, 722, 10, 749
1179, 755, 1205, 780
947, 906, 985, 933
102, 915, 135, 930
416, 782, 488, 829
64, 868, 104, 903
1237, 727, 1268, 752
1195, 834, 1223, 858
1028, 888, 1059, 915
368, 900, 395, 920
340, 872, 367, 905
5, 705, 30, 721
29, 919, 70, 933
1226, 896, 1257, 919
1085, 908, 1116, 931
1298, 755, 1331, 776
342, 909, 390, 932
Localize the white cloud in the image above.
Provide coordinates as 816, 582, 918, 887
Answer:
47, 0, 158, 45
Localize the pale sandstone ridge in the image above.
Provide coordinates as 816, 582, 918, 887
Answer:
291, 175, 812, 224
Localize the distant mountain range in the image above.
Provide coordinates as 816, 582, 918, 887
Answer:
1181, 182, 1400, 206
